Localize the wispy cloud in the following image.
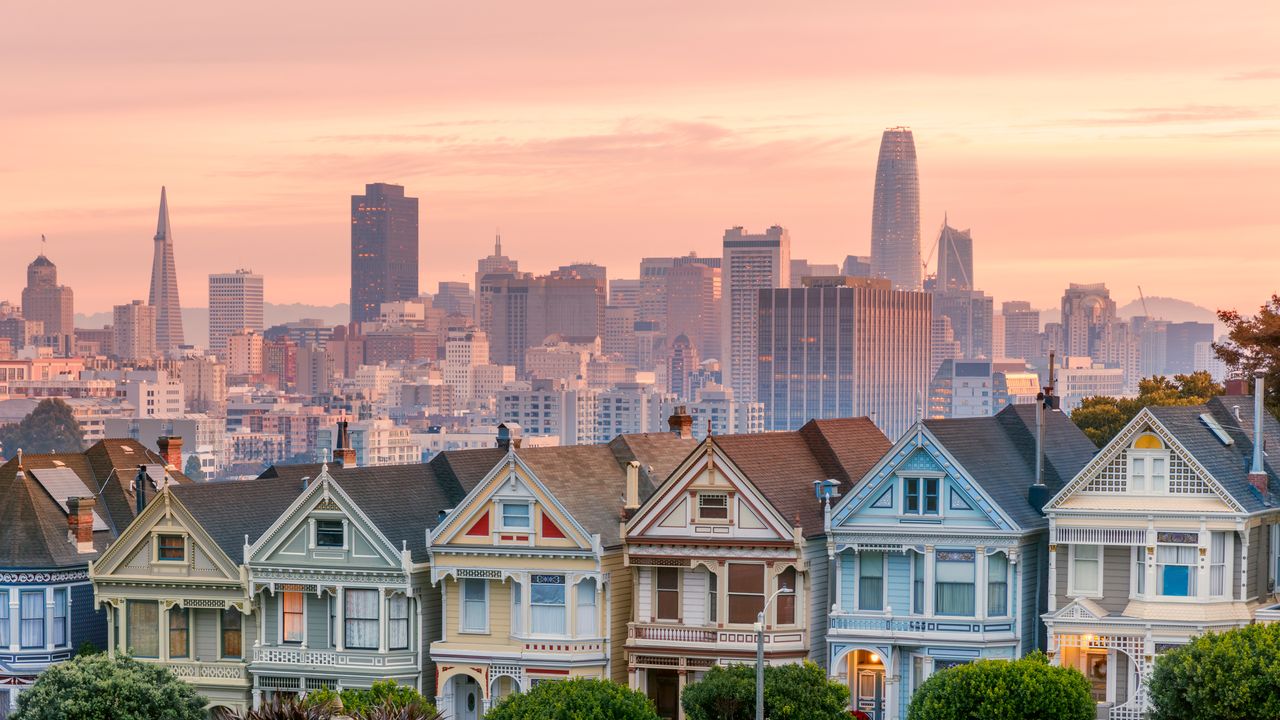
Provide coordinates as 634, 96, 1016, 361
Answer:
1224, 69, 1280, 81
1064, 104, 1264, 127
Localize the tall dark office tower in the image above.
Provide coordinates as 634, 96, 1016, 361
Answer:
935, 219, 974, 291
870, 127, 922, 291
148, 187, 185, 354
22, 250, 74, 355
350, 183, 419, 324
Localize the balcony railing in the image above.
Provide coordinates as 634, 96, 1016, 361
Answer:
627, 622, 805, 649
251, 646, 417, 669
829, 613, 1015, 637
630, 624, 719, 644
163, 660, 248, 682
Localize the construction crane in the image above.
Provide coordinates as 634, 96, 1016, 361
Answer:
1138, 286, 1150, 317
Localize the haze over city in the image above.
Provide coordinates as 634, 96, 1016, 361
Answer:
4, 1, 1279, 314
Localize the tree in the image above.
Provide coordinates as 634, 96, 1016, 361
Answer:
906, 652, 1092, 720
1070, 371, 1223, 446
183, 453, 206, 481
0, 398, 85, 457
486, 678, 659, 720
14, 652, 206, 720
305, 680, 436, 716
682, 662, 851, 720
1216, 294, 1280, 411
1148, 623, 1280, 720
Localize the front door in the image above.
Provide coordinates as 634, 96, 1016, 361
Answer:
856, 668, 885, 720
455, 676, 481, 720
649, 669, 680, 719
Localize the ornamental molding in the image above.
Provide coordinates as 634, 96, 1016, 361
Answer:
625, 544, 796, 560
250, 568, 408, 586
0, 569, 91, 584
830, 534, 1019, 549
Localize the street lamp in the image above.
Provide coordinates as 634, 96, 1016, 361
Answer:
755, 584, 794, 720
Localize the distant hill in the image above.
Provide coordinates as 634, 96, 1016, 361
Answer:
1038, 296, 1218, 330
75, 303, 349, 347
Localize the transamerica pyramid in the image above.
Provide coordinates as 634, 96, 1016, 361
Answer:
148, 186, 185, 353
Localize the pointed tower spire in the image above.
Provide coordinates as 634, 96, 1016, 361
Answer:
155, 186, 171, 241
148, 186, 185, 354
495, 229, 502, 257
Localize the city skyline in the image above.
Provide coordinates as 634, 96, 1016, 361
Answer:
4, 2, 1278, 315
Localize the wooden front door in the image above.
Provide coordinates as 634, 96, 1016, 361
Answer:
649, 669, 680, 719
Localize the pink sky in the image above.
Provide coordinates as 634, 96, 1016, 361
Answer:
3, 1, 1278, 316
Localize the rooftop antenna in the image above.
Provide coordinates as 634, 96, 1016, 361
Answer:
40, 234, 47, 256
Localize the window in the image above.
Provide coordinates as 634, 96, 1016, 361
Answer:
158, 534, 185, 561
576, 578, 597, 637
511, 581, 523, 635
20, 591, 45, 649
935, 551, 976, 616
281, 591, 304, 644
1130, 437, 1169, 494
912, 552, 925, 614
655, 568, 680, 621
462, 579, 488, 632
316, 520, 345, 548
859, 552, 885, 611
1210, 532, 1228, 597
221, 608, 243, 659
344, 589, 379, 649
501, 503, 531, 530
328, 595, 337, 647
53, 588, 68, 647
697, 493, 729, 521
707, 571, 718, 623
1070, 545, 1102, 596
1134, 548, 1147, 595
531, 575, 566, 635
0, 590, 8, 647
987, 553, 1009, 616
169, 608, 189, 658
727, 563, 765, 624
776, 567, 796, 625
1157, 534, 1198, 597
127, 600, 158, 657
904, 477, 940, 515
388, 596, 409, 650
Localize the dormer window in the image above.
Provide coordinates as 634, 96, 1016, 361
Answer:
697, 493, 729, 521
501, 502, 531, 530
904, 477, 940, 515
1129, 433, 1169, 494
158, 535, 185, 561
316, 520, 345, 548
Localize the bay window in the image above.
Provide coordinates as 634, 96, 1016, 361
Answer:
344, 588, 379, 649
727, 563, 765, 624
776, 567, 796, 625
531, 575, 566, 635
169, 608, 189, 658
859, 552, 884, 611
388, 596, 409, 650
127, 600, 158, 657
1156, 533, 1198, 597
281, 591, 304, 644
935, 551, 976, 616
1070, 545, 1102, 596
575, 578, 597, 637
20, 591, 45, 649
53, 588, 68, 647
655, 568, 680, 621
987, 553, 1008, 616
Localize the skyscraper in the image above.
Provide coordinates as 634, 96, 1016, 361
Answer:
21, 250, 74, 355
208, 269, 264, 356
113, 300, 157, 363
488, 275, 606, 373
870, 127, 922, 290
1060, 283, 1117, 358
934, 219, 974, 291
350, 183, 419, 324
474, 233, 519, 334
148, 187, 185, 354
1001, 301, 1042, 362
722, 225, 790, 401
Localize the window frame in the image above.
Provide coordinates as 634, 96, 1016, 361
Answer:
1155, 534, 1199, 598
1067, 544, 1104, 598
654, 567, 681, 621
343, 588, 380, 650
156, 534, 186, 562
575, 578, 598, 638
775, 567, 797, 625
726, 562, 765, 625
52, 588, 69, 648
126, 599, 159, 657
280, 591, 306, 645
902, 476, 941, 516
934, 550, 977, 617
0, 589, 9, 648
986, 552, 1009, 617
220, 607, 243, 660
858, 552, 885, 611
530, 574, 567, 636
168, 606, 190, 659
696, 492, 730, 522
388, 595, 410, 650
460, 578, 490, 634
499, 502, 532, 531
314, 518, 346, 549
19, 590, 46, 649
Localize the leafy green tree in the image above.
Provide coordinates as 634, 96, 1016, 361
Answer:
486, 677, 658, 720
906, 652, 1092, 720
14, 652, 206, 720
682, 662, 850, 720
182, 453, 206, 481
1148, 623, 1280, 720
0, 398, 84, 457
1217, 295, 1280, 411
1070, 371, 1223, 446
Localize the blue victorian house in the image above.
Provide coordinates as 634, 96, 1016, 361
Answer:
824, 405, 1095, 719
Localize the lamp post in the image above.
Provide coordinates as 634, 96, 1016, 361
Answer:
755, 585, 794, 720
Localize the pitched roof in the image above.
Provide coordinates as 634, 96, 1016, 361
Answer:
923, 404, 1097, 530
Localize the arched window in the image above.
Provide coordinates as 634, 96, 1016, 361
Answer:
1129, 432, 1169, 493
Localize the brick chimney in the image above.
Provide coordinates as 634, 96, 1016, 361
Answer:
668, 406, 693, 440
333, 421, 357, 468
1225, 377, 1250, 396
1248, 370, 1269, 500
156, 435, 183, 470
67, 497, 96, 553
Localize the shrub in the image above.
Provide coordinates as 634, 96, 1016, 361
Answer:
305, 680, 436, 716
906, 652, 1092, 720
681, 661, 850, 720
1148, 623, 1280, 720
14, 652, 206, 720
485, 677, 658, 720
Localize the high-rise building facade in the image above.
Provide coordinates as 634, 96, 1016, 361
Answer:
1060, 283, 1117, 358
208, 269, 264, 356
489, 275, 606, 373
870, 127, 922, 291
113, 300, 157, 363
666, 261, 721, 362
434, 281, 475, 319
148, 187, 185, 354
757, 276, 932, 440
350, 183, 419, 324
474, 233, 518, 332
722, 225, 790, 401
931, 288, 994, 359
21, 252, 74, 355
1001, 301, 1041, 362
934, 220, 974, 291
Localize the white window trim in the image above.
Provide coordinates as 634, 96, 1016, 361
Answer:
985, 550, 1011, 618
899, 473, 945, 518
1130, 546, 1147, 598
278, 590, 307, 645
1067, 544, 1104, 598
1128, 449, 1171, 495
218, 607, 244, 660
695, 492, 731, 524
52, 588, 69, 648
855, 551, 887, 612
653, 567, 681, 622
498, 502, 533, 532
529, 575, 568, 637
312, 516, 349, 550
151, 532, 189, 565
459, 578, 490, 634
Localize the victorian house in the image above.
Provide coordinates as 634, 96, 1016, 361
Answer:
1044, 382, 1280, 720
0, 437, 191, 716
623, 418, 889, 720
427, 431, 693, 720
825, 405, 1095, 720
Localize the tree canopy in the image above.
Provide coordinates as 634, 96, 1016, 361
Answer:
486, 678, 659, 720
1070, 371, 1223, 446
1216, 294, 1280, 411
14, 652, 207, 720
183, 453, 206, 481
906, 652, 1093, 720
682, 662, 851, 720
0, 398, 85, 458
1148, 623, 1280, 720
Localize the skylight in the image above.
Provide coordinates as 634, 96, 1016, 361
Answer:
1199, 413, 1234, 447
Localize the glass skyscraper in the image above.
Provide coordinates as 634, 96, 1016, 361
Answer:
870, 127, 922, 291
350, 183, 419, 324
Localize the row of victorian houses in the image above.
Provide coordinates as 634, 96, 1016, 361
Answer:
4, 377, 1280, 720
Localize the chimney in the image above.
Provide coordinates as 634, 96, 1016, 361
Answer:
156, 435, 183, 471
333, 421, 357, 468
1226, 376, 1250, 396
66, 497, 96, 553
497, 422, 522, 451
134, 465, 148, 515
625, 461, 640, 512
668, 406, 693, 440
1029, 356, 1056, 515
1249, 370, 1268, 500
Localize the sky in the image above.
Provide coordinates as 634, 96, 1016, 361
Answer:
2, 1, 1278, 316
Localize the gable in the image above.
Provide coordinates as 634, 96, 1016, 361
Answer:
627, 441, 795, 544
91, 490, 241, 583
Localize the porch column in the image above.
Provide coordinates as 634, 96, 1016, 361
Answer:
336, 586, 345, 651
1046, 544, 1057, 613
106, 603, 115, 658
43, 587, 53, 651
677, 669, 688, 720
378, 589, 388, 654
884, 649, 900, 720
924, 546, 936, 616
1196, 521, 1209, 601
975, 548, 987, 620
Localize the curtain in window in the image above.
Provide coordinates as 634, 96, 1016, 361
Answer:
859, 552, 884, 611
345, 589, 379, 649
575, 579, 597, 637
1157, 545, 1197, 596
1210, 532, 1227, 597
128, 600, 158, 657
727, 563, 764, 624
388, 596, 409, 650
776, 568, 796, 625
20, 591, 45, 649
282, 592, 305, 643
531, 577, 566, 635
462, 579, 488, 632
935, 552, 976, 616
1073, 545, 1100, 594
912, 552, 925, 614
169, 608, 189, 658
221, 608, 242, 658
53, 589, 68, 647
511, 582, 523, 635
0, 590, 9, 647
987, 553, 1008, 616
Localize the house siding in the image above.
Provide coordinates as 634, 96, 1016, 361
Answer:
194, 608, 219, 659
602, 550, 630, 684
1018, 538, 1042, 654
804, 539, 829, 665
886, 553, 910, 614
1097, 546, 1131, 616
1249, 525, 1267, 601
71, 581, 107, 652
415, 573, 439, 696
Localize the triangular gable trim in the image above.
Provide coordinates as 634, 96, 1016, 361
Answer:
1047, 409, 1243, 512
92, 489, 241, 580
